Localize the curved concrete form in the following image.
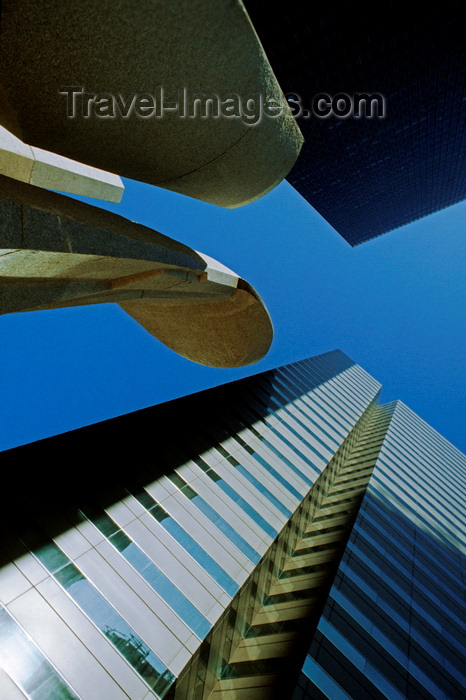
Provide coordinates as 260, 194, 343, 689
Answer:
0, 175, 273, 367
0, 0, 303, 208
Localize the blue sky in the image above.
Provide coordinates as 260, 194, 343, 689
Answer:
1, 178, 464, 453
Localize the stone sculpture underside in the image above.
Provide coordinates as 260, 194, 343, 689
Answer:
0, 175, 273, 367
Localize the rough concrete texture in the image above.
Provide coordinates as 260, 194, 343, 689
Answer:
121, 281, 273, 369
0, 0, 303, 207
0, 175, 273, 367
0, 126, 124, 202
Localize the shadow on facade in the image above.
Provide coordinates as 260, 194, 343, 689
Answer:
0, 353, 356, 565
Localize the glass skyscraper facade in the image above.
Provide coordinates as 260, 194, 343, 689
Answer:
245, 1, 466, 245
293, 400, 465, 700
0, 351, 464, 699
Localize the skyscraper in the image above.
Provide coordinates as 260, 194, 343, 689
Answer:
245, 1, 466, 245
0, 351, 464, 699
293, 399, 465, 700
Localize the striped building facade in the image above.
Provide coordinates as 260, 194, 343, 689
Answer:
0, 351, 464, 699
295, 400, 466, 700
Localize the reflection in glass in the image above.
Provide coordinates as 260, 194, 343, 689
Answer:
79, 507, 211, 638
131, 489, 238, 596
24, 537, 175, 697
0, 606, 78, 700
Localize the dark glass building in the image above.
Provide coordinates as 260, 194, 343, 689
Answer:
245, 1, 466, 245
0, 351, 464, 699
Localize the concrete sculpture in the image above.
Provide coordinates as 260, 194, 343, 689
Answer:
0, 175, 273, 367
0, 125, 124, 202
0, 0, 303, 207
